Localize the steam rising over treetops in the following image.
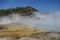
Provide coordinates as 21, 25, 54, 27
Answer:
0, 6, 38, 16
0, 6, 60, 32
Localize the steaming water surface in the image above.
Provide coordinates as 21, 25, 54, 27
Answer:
0, 12, 60, 32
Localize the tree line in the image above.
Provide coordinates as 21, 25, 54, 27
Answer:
0, 6, 38, 16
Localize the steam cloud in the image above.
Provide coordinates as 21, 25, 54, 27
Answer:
0, 12, 60, 32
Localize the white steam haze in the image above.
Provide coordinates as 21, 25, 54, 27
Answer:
0, 12, 60, 32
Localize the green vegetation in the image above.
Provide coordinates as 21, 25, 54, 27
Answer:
0, 6, 38, 16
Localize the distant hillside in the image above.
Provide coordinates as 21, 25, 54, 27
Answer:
0, 6, 38, 16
